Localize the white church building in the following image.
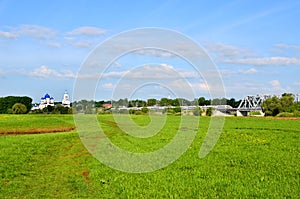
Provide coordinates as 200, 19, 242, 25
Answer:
62, 90, 71, 108
32, 91, 71, 110
39, 93, 55, 109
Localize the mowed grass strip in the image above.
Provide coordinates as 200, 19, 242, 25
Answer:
0, 114, 75, 135
0, 115, 299, 198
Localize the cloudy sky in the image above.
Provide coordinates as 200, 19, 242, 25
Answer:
0, 0, 299, 102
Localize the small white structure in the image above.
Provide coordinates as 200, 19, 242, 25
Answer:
31, 104, 40, 111
62, 90, 71, 108
39, 93, 55, 109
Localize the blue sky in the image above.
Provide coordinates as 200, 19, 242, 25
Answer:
0, 0, 299, 102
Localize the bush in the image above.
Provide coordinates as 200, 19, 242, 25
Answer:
12, 103, 27, 114
135, 110, 143, 115
193, 107, 202, 116
141, 107, 149, 114
293, 110, 300, 117
276, 112, 294, 117
249, 111, 262, 116
129, 109, 136, 115
206, 107, 213, 116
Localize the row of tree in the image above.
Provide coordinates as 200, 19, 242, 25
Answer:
1, 94, 299, 116
76, 97, 241, 108
0, 96, 73, 114
262, 93, 299, 116
0, 96, 32, 114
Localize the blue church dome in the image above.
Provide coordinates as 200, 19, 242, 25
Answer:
44, 93, 50, 99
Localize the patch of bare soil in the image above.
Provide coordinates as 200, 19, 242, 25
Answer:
272, 117, 300, 120
0, 127, 76, 136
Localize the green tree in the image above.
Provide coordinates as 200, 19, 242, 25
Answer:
262, 96, 282, 116
193, 107, 202, 116
280, 94, 294, 112
206, 107, 213, 116
0, 96, 32, 113
159, 98, 171, 106
141, 107, 149, 114
198, 97, 210, 106
12, 103, 27, 114
43, 105, 55, 114
147, 98, 157, 106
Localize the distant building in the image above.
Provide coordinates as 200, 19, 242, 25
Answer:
62, 90, 71, 108
103, 103, 112, 109
39, 93, 55, 109
31, 104, 39, 111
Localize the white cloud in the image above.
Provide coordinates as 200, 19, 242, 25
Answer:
274, 43, 300, 50
45, 42, 61, 48
73, 40, 93, 48
102, 83, 114, 89
0, 69, 6, 77
270, 80, 282, 91
15, 25, 57, 39
204, 42, 257, 59
29, 65, 75, 79
64, 36, 75, 42
221, 68, 258, 75
0, 30, 17, 39
241, 68, 258, 74
294, 82, 300, 86
102, 71, 128, 78
0, 25, 57, 39
134, 49, 176, 58
68, 26, 106, 36
224, 57, 300, 66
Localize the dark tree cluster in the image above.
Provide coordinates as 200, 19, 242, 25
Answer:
262, 93, 298, 116
0, 96, 32, 114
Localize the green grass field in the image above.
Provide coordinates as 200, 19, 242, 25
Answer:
0, 115, 299, 198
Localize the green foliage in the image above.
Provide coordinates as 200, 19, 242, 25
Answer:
280, 95, 294, 111
164, 106, 181, 115
262, 95, 297, 116
0, 96, 32, 114
262, 96, 283, 116
198, 97, 210, 106
248, 111, 262, 116
206, 107, 213, 116
227, 98, 241, 108
12, 103, 27, 114
141, 107, 149, 114
147, 98, 157, 106
128, 108, 149, 115
193, 107, 202, 116
42, 105, 55, 114
128, 99, 146, 107
276, 112, 294, 117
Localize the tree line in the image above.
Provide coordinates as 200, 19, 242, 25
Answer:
262, 93, 300, 117
1, 94, 299, 117
0, 96, 32, 114
0, 96, 72, 114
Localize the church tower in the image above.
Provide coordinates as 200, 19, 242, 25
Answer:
62, 90, 71, 108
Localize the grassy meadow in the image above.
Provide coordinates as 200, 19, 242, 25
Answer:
0, 114, 299, 198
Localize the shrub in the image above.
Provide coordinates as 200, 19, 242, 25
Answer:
206, 107, 213, 116
141, 107, 149, 114
276, 112, 294, 117
293, 110, 300, 117
135, 110, 143, 115
12, 103, 27, 114
193, 107, 202, 116
249, 111, 262, 116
